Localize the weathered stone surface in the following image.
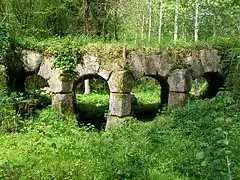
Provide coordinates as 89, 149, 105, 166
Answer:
168, 92, 188, 108
200, 49, 220, 73
106, 115, 134, 130
106, 116, 125, 130
22, 50, 43, 72
168, 69, 192, 92
132, 51, 175, 78
48, 69, 73, 93
52, 93, 74, 114
142, 54, 160, 75
157, 51, 175, 77
109, 93, 131, 117
98, 69, 112, 81
108, 71, 133, 93
38, 56, 54, 80
128, 52, 145, 79
76, 55, 100, 77
186, 55, 204, 79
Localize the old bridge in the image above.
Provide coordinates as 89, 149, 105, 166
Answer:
9, 47, 225, 129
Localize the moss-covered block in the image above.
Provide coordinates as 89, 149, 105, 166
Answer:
109, 93, 131, 117
108, 71, 133, 93
48, 68, 73, 93
168, 92, 189, 108
168, 69, 192, 93
52, 93, 74, 114
106, 115, 135, 130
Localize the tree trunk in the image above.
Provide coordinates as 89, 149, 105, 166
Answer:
83, 0, 90, 35
158, 0, 163, 43
84, 79, 91, 95
213, 14, 216, 37
194, 0, 199, 95
194, 0, 199, 42
141, 14, 145, 40
173, 0, 179, 41
148, 0, 152, 43
83, 0, 91, 95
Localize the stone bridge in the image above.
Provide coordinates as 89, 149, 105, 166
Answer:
11, 47, 225, 128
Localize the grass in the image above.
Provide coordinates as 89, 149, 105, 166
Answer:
1, 90, 240, 179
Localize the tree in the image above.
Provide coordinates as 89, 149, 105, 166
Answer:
173, 0, 179, 41
158, 0, 163, 42
83, 0, 91, 95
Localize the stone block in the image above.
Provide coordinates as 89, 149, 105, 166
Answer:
109, 93, 131, 117
76, 55, 100, 77
168, 69, 192, 93
48, 69, 73, 93
142, 54, 159, 76
22, 50, 43, 72
98, 69, 112, 81
168, 92, 188, 108
186, 55, 204, 79
127, 52, 145, 79
108, 71, 133, 93
157, 51, 175, 77
200, 49, 220, 73
38, 56, 54, 80
106, 115, 135, 130
52, 93, 74, 114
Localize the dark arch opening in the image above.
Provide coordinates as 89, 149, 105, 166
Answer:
15, 74, 51, 117
74, 74, 110, 130
25, 74, 49, 90
201, 72, 225, 99
131, 75, 169, 122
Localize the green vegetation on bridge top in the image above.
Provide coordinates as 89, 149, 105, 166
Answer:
15, 35, 240, 56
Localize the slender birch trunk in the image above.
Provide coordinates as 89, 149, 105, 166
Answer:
83, 0, 91, 95
173, 0, 179, 41
213, 14, 216, 37
194, 0, 199, 42
158, 0, 163, 43
148, 0, 152, 43
84, 79, 90, 95
194, 0, 200, 95
141, 14, 145, 40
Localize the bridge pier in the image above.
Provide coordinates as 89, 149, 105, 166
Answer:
106, 71, 133, 129
167, 69, 191, 108
49, 69, 75, 114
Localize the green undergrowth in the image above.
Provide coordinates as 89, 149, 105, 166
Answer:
11, 35, 240, 76
0, 91, 240, 179
15, 35, 240, 53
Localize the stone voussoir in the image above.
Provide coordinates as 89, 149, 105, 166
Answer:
22, 50, 43, 72
38, 56, 54, 80
200, 49, 220, 73
76, 54, 100, 77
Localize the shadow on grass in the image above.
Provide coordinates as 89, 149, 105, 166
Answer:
76, 103, 108, 130
132, 103, 160, 122
75, 102, 161, 130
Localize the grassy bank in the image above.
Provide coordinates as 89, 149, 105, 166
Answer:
0, 90, 240, 179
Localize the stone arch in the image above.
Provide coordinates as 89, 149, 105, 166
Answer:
201, 72, 224, 99
74, 73, 110, 129
132, 75, 169, 120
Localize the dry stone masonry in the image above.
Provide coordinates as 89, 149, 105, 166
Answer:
14, 48, 225, 129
